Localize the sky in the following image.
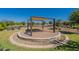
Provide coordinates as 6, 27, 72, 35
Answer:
0, 8, 75, 22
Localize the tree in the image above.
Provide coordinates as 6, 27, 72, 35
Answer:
41, 21, 46, 30
48, 21, 53, 24
56, 19, 62, 27
15, 22, 26, 26
69, 10, 79, 23
0, 24, 5, 31
21, 22, 26, 25
32, 22, 35, 26
41, 21, 46, 25
1, 22, 7, 29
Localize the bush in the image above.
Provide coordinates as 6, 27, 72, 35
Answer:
3, 48, 10, 51
54, 40, 79, 51
0, 25, 5, 31
72, 24, 79, 29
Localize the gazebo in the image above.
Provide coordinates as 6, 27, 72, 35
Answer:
9, 16, 69, 48
26, 16, 56, 36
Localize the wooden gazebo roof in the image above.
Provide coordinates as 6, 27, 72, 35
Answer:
31, 16, 48, 20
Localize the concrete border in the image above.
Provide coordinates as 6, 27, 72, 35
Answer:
9, 32, 69, 48
9, 33, 56, 48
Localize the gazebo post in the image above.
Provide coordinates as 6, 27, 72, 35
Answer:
30, 17, 32, 36
26, 19, 29, 34
42, 20, 43, 31
27, 20, 29, 30
53, 18, 55, 33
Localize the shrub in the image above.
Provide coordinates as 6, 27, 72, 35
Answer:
54, 40, 79, 51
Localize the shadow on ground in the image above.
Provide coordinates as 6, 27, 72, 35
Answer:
60, 31, 76, 34
0, 44, 10, 51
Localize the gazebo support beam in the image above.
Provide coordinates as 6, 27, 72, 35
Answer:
53, 18, 55, 33
30, 17, 32, 36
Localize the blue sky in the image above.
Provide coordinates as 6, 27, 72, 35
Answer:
0, 8, 75, 22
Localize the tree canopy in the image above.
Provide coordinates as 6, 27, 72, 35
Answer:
69, 10, 79, 23
48, 21, 53, 24
0, 20, 26, 31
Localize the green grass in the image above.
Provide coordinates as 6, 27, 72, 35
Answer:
67, 34, 79, 42
0, 29, 79, 51
0, 30, 27, 51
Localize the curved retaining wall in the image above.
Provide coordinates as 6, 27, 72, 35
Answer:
9, 32, 69, 48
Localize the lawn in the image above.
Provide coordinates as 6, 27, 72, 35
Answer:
0, 29, 79, 51
0, 30, 28, 51
67, 34, 79, 42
